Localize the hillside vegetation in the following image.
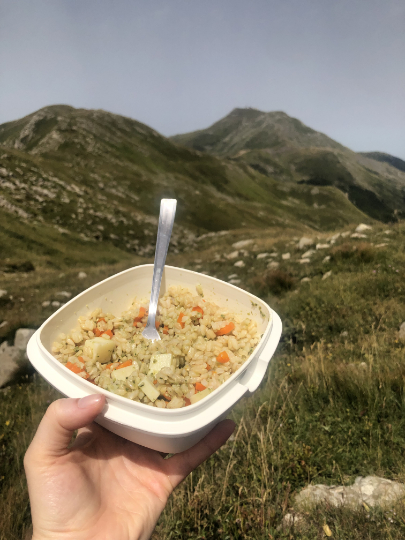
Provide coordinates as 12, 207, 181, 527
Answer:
171, 108, 405, 222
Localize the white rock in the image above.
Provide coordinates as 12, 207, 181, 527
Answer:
297, 237, 314, 250
301, 277, 311, 282
322, 271, 332, 280
316, 243, 329, 250
0, 321, 8, 329
227, 250, 240, 260
78, 271, 87, 279
311, 187, 319, 195
229, 279, 241, 285
282, 253, 291, 260
299, 258, 310, 264
256, 253, 269, 259
0, 167, 9, 177
341, 231, 351, 238
329, 233, 340, 243
295, 476, 405, 511
375, 243, 388, 248
268, 261, 280, 269
351, 233, 367, 239
51, 301, 61, 308
228, 274, 238, 279
341, 330, 348, 337
14, 328, 36, 351
232, 239, 253, 249
42, 301, 51, 307
269, 252, 278, 257
383, 230, 392, 235
399, 322, 405, 341
0, 290, 7, 298
234, 260, 245, 268
355, 223, 372, 233
302, 250, 315, 258
56, 291, 72, 298
323, 256, 331, 263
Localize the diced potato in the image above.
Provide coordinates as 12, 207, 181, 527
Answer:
190, 388, 211, 404
138, 377, 160, 402
85, 337, 116, 364
111, 366, 136, 381
148, 353, 173, 378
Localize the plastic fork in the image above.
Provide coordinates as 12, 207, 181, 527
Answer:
142, 199, 177, 341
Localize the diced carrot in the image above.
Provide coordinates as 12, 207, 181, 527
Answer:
66, 362, 82, 374
216, 351, 230, 364
77, 356, 85, 365
153, 380, 157, 385
163, 326, 169, 334
102, 329, 113, 338
133, 307, 146, 325
97, 317, 106, 323
94, 328, 102, 337
192, 306, 204, 315
215, 322, 235, 336
104, 363, 113, 370
155, 320, 161, 329
206, 364, 211, 371
116, 360, 132, 370
195, 382, 206, 392
82, 373, 90, 380
177, 312, 185, 329
184, 397, 191, 406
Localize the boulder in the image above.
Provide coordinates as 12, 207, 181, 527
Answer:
0, 341, 21, 387
234, 260, 245, 268
14, 328, 36, 352
282, 253, 291, 260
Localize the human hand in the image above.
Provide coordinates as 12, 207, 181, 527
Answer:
24, 394, 235, 540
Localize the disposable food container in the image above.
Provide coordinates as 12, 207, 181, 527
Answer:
27, 265, 282, 453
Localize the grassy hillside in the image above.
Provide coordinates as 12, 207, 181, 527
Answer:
0, 106, 369, 270
171, 108, 405, 223
3, 221, 405, 538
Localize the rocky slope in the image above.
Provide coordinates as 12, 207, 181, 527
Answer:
171, 108, 405, 222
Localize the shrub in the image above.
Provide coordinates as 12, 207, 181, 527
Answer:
253, 269, 295, 295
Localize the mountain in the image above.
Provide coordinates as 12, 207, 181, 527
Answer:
171, 108, 405, 222
0, 106, 369, 268
359, 152, 405, 173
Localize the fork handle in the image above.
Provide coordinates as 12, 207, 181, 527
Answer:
146, 199, 177, 327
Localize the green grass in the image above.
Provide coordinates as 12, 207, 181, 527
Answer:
2, 222, 405, 539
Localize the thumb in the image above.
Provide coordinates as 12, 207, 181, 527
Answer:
28, 394, 106, 460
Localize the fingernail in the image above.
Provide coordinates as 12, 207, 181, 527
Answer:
77, 394, 104, 409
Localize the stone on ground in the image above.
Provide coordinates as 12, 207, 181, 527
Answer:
14, 328, 36, 352
299, 258, 310, 264
297, 237, 313, 250
295, 476, 405, 511
234, 260, 245, 268
268, 261, 280, 269
282, 253, 291, 260
227, 250, 240, 259
351, 233, 367, 239
316, 243, 329, 250
78, 271, 87, 279
232, 239, 253, 249
302, 249, 315, 258
355, 224, 372, 233
398, 322, 405, 341
322, 271, 332, 280
256, 253, 269, 259
0, 290, 7, 298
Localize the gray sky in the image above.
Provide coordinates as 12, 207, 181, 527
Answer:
1, 0, 404, 158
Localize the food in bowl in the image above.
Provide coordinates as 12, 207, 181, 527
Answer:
52, 284, 260, 408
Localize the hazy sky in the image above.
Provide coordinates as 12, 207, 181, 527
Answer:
1, 0, 404, 158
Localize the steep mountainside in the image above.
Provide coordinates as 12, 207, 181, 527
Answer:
359, 152, 405, 173
171, 108, 405, 222
0, 106, 368, 267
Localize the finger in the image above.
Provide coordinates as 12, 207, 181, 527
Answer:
27, 394, 105, 460
165, 419, 235, 489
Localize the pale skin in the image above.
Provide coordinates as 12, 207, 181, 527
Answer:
24, 394, 235, 540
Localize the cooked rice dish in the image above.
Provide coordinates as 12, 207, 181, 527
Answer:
52, 284, 260, 408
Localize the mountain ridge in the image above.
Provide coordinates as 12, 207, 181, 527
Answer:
170, 108, 405, 222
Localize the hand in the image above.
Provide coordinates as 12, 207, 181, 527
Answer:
24, 394, 235, 540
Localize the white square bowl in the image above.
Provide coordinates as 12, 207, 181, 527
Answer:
27, 265, 282, 453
